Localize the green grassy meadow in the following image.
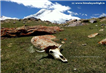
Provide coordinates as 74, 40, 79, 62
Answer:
1, 18, 106, 73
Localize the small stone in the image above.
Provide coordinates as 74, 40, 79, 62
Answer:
88, 33, 98, 38
95, 25, 98, 26
61, 41, 65, 44
73, 68, 77, 71
99, 29, 104, 31
82, 43, 87, 46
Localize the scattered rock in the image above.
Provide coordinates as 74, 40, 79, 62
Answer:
82, 43, 87, 46
95, 25, 98, 26
66, 19, 89, 27
90, 20, 97, 23
100, 18, 106, 22
13, 21, 16, 24
73, 68, 77, 71
61, 41, 65, 44
18, 19, 22, 21
23, 21, 26, 24
67, 21, 82, 27
66, 19, 77, 23
99, 29, 104, 31
101, 24, 106, 26
98, 38, 106, 45
88, 33, 98, 38
80, 19, 89, 23
1, 25, 63, 37
27, 17, 37, 20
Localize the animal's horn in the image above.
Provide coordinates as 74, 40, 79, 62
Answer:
36, 50, 45, 53
58, 45, 62, 48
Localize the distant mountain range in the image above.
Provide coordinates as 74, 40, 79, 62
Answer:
24, 9, 80, 24
0, 16, 18, 20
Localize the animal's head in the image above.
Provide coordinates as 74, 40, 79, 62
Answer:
44, 45, 68, 63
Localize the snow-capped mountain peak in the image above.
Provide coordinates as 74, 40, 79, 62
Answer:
24, 9, 80, 24
0, 16, 18, 20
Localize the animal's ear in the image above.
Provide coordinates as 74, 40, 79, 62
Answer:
58, 45, 62, 48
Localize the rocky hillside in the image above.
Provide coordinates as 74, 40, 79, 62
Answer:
1, 16, 106, 73
64, 16, 106, 27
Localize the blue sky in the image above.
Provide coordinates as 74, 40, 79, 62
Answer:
1, 0, 106, 19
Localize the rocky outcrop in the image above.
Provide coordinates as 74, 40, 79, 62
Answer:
80, 19, 89, 23
66, 19, 89, 27
98, 38, 106, 45
88, 33, 98, 38
1, 25, 63, 37
89, 20, 97, 23
65, 18, 100, 27
67, 21, 82, 27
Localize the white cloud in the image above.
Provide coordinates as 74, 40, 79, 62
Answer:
90, 16, 98, 18
2, 0, 80, 23
2, 0, 71, 13
70, 12, 87, 16
2, 0, 52, 8
91, 13, 106, 18
85, 14, 87, 16
49, 2, 70, 12
82, 14, 84, 16
81, 13, 87, 16
67, 11, 73, 14
99, 13, 106, 17
67, 11, 78, 15
1, 0, 70, 12
93, 14, 100, 16
68, 11, 88, 17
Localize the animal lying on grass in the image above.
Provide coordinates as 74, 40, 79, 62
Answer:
31, 35, 68, 63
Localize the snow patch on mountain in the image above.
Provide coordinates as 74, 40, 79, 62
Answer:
0, 16, 18, 20
24, 9, 80, 24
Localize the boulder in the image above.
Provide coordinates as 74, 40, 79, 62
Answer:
1, 25, 63, 37
101, 24, 106, 26
80, 19, 89, 23
98, 38, 106, 45
99, 29, 104, 31
66, 19, 77, 23
88, 33, 98, 38
90, 20, 97, 23
67, 21, 82, 27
